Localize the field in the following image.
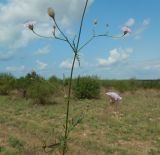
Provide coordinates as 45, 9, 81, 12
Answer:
0, 89, 160, 155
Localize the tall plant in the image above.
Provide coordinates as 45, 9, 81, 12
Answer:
26, 0, 130, 154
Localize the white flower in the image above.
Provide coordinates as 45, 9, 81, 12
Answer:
122, 26, 131, 35
24, 21, 36, 31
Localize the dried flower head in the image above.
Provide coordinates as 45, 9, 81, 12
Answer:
24, 21, 36, 31
48, 7, 55, 19
94, 19, 97, 25
122, 26, 131, 35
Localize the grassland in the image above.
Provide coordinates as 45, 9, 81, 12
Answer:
0, 89, 160, 155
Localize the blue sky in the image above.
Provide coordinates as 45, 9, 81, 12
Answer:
0, 0, 160, 79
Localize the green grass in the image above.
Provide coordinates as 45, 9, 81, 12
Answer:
0, 89, 160, 154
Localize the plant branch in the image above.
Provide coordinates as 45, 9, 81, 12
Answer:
53, 19, 76, 52
78, 33, 125, 51
78, 36, 94, 51
94, 33, 124, 38
32, 29, 67, 42
54, 36, 67, 41
76, 0, 89, 50
32, 30, 54, 39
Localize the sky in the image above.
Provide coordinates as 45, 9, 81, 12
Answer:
0, 0, 160, 79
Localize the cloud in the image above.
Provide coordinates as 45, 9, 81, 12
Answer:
125, 18, 135, 27
0, 51, 15, 61
0, 0, 93, 49
134, 60, 160, 71
36, 60, 48, 70
34, 45, 51, 55
122, 18, 150, 39
132, 18, 150, 39
6, 65, 25, 72
60, 59, 79, 69
142, 19, 150, 26
97, 48, 133, 66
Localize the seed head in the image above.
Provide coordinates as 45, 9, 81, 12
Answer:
48, 7, 55, 19
94, 19, 97, 25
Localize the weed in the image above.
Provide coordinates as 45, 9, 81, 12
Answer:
8, 136, 24, 149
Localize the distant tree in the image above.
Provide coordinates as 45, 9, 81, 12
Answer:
73, 76, 100, 99
15, 71, 44, 98
0, 73, 16, 95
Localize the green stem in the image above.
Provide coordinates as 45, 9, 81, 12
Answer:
76, 0, 88, 50
53, 18, 75, 52
78, 33, 125, 52
32, 30, 54, 39
62, 53, 77, 155
62, 1, 89, 154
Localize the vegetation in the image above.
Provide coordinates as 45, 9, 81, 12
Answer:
0, 89, 160, 154
0, 73, 16, 95
0, 71, 160, 102
101, 79, 160, 92
73, 76, 100, 99
0, 71, 160, 154
21, 0, 158, 153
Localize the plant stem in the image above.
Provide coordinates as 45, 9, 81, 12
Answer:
62, 1, 88, 154
76, 0, 88, 50
62, 53, 77, 155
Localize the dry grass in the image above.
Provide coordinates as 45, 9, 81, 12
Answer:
0, 89, 160, 155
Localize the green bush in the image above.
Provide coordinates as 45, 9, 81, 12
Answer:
73, 76, 100, 99
0, 73, 16, 95
15, 71, 44, 98
101, 79, 160, 92
49, 75, 61, 88
26, 79, 55, 104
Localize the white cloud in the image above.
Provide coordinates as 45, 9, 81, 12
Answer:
60, 59, 73, 69
6, 65, 25, 72
97, 48, 133, 66
60, 59, 79, 69
34, 45, 51, 55
36, 60, 48, 70
141, 61, 160, 71
0, 0, 93, 49
125, 18, 135, 27
0, 51, 15, 61
132, 18, 150, 39
143, 19, 150, 26
122, 18, 150, 39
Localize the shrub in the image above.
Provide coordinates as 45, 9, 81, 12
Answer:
0, 73, 16, 95
15, 71, 44, 98
49, 75, 61, 88
26, 79, 55, 104
73, 76, 100, 99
